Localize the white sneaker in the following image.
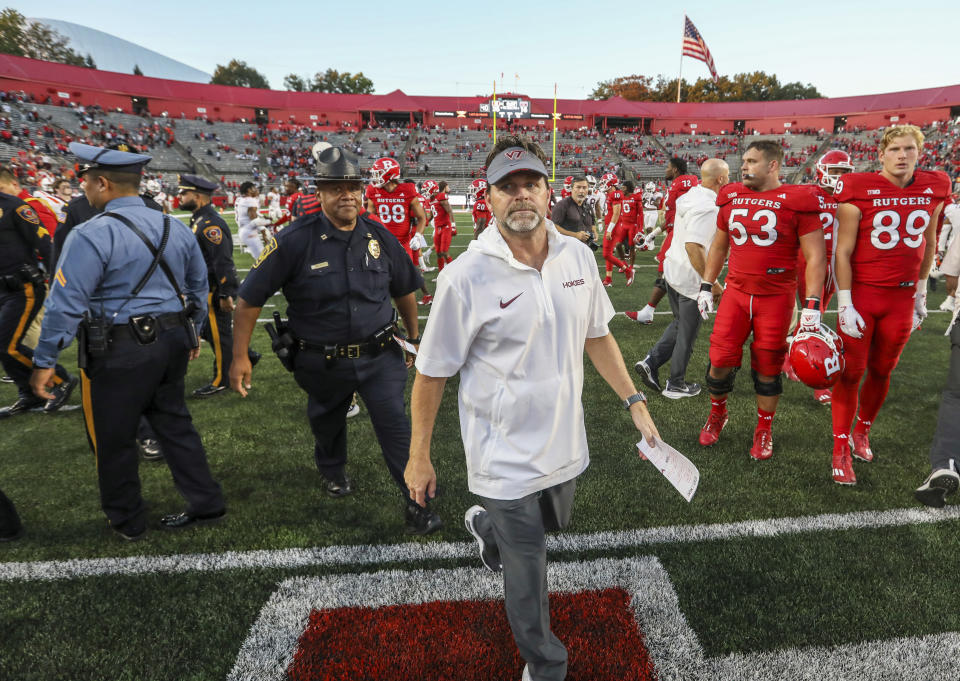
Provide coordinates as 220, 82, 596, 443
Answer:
940, 295, 955, 312
346, 396, 360, 418
635, 305, 656, 324
915, 468, 960, 508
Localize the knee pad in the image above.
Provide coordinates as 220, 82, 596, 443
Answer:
705, 362, 738, 395
654, 277, 667, 293
752, 369, 783, 396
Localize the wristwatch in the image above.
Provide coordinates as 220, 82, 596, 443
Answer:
623, 391, 647, 409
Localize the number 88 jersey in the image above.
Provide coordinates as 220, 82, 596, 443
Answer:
834, 170, 951, 288
716, 182, 822, 295
366, 181, 420, 243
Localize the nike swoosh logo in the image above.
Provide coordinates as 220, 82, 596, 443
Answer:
499, 292, 523, 309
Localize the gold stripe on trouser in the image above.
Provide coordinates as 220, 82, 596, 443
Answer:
7, 283, 61, 384
207, 292, 223, 386
80, 369, 97, 465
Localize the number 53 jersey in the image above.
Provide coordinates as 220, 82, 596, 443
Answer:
716, 182, 822, 295
834, 170, 952, 289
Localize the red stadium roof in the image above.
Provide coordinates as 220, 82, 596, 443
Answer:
3, 54, 958, 120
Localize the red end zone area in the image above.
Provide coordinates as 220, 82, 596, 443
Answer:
288, 588, 656, 680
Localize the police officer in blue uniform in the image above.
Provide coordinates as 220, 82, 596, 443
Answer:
177, 174, 260, 396
0, 188, 77, 416
30, 143, 225, 541
230, 146, 441, 536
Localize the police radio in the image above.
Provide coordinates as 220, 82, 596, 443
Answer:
264, 311, 297, 372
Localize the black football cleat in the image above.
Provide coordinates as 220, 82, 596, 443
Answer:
44, 375, 79, 413
192, 383, 228, 398
405, 502, 442, 536
159, 509, 226, 530
0, 395, 46, 418
0, 525, 25, 542
112, 524, 146, 542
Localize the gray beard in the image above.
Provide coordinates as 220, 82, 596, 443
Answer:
502, 210, 543, 234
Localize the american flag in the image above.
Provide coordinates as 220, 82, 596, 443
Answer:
682, 16, 719, 82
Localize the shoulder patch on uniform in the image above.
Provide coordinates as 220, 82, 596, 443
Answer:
16, 205, 39, 224
203, 225, 223, 245
252, 237, 277, 268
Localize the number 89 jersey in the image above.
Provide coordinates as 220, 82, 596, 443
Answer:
834, 170, 952, 288
716, 182, 822, 295
365, 181, 420, 244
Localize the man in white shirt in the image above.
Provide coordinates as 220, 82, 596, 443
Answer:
234, 182, 270, 259
404, 137, 659, 681
635, 159, 729, 399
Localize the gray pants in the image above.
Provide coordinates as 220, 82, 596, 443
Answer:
476, 477, 577, 681
929, 321, 960, 471
646, 282, 703, 385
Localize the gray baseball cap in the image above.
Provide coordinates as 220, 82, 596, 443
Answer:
486, 146, 549, 184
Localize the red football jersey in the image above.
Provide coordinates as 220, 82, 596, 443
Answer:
433, 191, 452, 227
560, 189, 571, 199
604, 189, 623, 225
367, 181, 419, 241
664, 174, 699, 231
717, 182, 822, 295
834, 170, 951, 288
811, 185, 839, 262
419, 194, 434, 221
472, 197, 491, 224
616, 194, 639, 227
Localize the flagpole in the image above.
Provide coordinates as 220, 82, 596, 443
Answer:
551, 83, 558, 182
676, 14, 685, 103
493, 80, 497, 144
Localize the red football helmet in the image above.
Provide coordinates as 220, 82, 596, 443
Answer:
563, 176, 574, 191
597, 172, 619, 193
469, 178, 488, 199
420, 180, 439, 197
815, 150, 854, 191
369, 157, 401, 187
789, 324, 844, 389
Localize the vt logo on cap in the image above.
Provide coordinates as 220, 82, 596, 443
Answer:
504, 150, 524, 160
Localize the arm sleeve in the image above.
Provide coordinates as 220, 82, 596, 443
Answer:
796, 211, 823, 237
183, 237, 210, 326
13, 206, 52, 266
204, 223, 239, 298
382, 228, 424, 297
684, 205, 719, 246
238, 236, 291, 306
586, 253, 616, 338
33, 231, 106, 367
414, 278, 477, 377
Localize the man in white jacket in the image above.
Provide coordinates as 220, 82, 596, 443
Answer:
404, 136, 659, 681
635, 159, 729, 399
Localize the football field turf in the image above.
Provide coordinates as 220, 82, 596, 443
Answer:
1, 213, 957, 680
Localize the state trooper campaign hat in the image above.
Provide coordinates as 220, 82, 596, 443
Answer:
313, 146, 365, 183
177, 174, 218, 194
69, 142, 152, 176
486, 146, 549, 185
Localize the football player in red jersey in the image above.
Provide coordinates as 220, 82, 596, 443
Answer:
629, 159, 699, 323
697, 140, 826, 460
599, 173, 628, 286
611, 180, 638, 286
430, 181, 456, 271
561, 176, 573, 199
470, 178, 492, 237
830, 125, 951, 485
365, 157, 433, 305
782, 150, 854, 403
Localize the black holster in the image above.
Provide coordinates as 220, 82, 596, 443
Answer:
264, 311, 297, 372
77, 312, 110, 370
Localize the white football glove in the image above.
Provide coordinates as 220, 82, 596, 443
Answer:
604, 223, 613, 239
837, 290, 866, 339
641, 226, 662, 251
697, 284, 714, 320
912, 279, 928, 331
410, 232, 427, 250
798, 298, 822, 333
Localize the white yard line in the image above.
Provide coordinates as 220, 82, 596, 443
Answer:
1, 505, 956, 583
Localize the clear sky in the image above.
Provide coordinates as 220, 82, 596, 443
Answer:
13, 0, 960, 101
